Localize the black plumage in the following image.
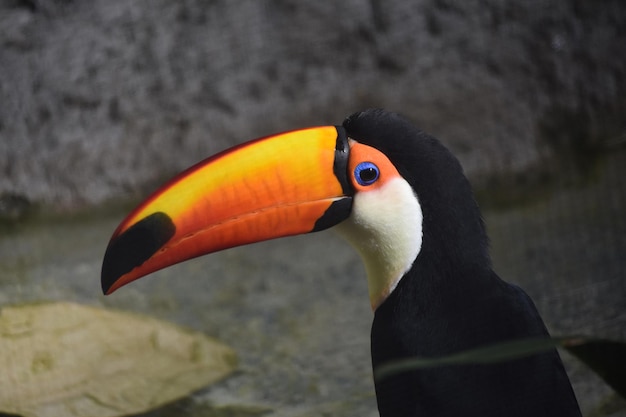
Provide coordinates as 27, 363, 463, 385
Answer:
343, 109, 581, 417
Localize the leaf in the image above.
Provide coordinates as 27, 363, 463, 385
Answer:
374, 336, 626, 399
374, 337, 564, 379
0, 302, 237, 417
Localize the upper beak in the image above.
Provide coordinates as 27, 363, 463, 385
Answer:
102, 126, 353, 294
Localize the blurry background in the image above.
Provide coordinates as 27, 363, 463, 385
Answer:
1, 1, 625, 416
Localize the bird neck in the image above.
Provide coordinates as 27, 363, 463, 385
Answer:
334, 177, 424, 310
370, 187, 494, 360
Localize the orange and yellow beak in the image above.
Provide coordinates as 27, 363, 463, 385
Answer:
101, 126, 353, 294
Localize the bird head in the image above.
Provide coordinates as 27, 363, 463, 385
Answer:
101, 109, 482, 309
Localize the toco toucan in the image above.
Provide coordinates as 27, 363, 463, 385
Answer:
102, 109, 581, 417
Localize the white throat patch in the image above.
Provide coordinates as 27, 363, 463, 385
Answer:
334, 177, 423, 310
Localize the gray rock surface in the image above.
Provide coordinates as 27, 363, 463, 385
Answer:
1, 0, 625, 210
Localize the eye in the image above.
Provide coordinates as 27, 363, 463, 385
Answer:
354, 162, 380, 186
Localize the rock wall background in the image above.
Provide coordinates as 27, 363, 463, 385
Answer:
1, 0, 625, 211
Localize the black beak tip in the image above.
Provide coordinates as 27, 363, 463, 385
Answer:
100, 212, 176, 295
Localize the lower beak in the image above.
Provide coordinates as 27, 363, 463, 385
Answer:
102, 126, 352, 294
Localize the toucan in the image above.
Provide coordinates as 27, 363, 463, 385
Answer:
101, 109, 581, 416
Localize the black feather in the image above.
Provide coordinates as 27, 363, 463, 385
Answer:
344, 109, 581, 417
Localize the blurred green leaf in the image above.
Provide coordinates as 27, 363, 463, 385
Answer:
375, 336, 626, 399
0, 302, 237, 417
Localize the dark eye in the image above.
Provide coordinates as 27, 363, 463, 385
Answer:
354, 162, 380, 186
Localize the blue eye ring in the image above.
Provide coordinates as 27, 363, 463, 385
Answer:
354, 162, 380, 186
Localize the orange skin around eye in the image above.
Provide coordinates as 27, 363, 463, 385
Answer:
347, 140, 403, 192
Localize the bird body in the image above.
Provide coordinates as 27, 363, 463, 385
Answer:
102, 109, 581, 416
344, 110, 581, 416
373, 268, 580, 416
